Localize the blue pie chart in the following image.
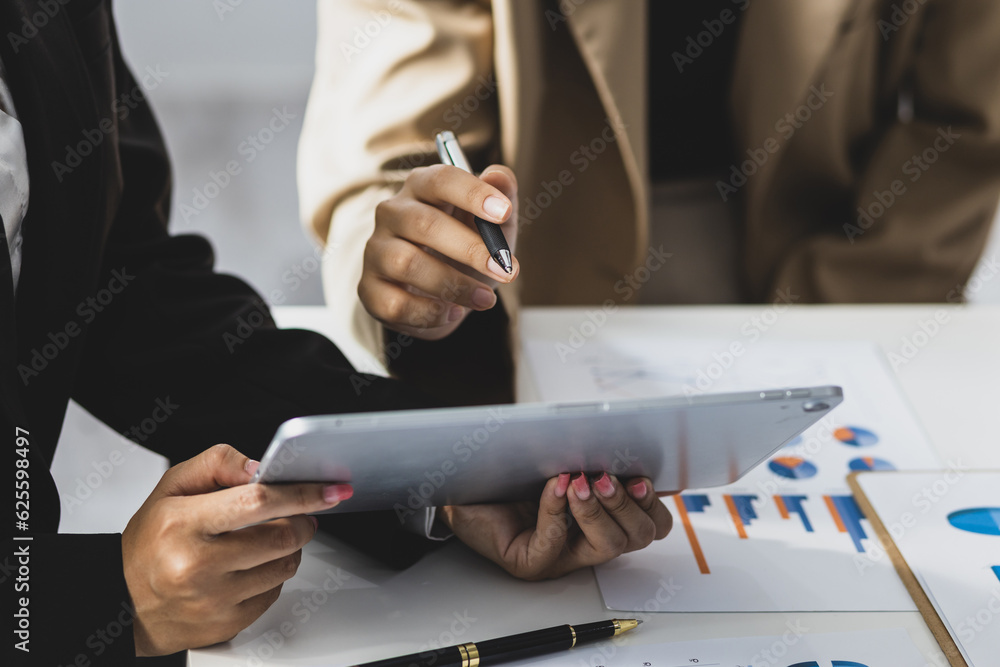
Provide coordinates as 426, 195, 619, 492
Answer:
848, 457, 895, 472
783, 435, 804, 448
769, 456, 818, 479
947, 508, 1000, 536
834, 426, 879, 447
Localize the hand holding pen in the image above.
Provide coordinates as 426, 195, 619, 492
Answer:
358, 134, 519, 340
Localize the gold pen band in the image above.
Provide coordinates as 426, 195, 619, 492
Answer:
569, 625, 577, 648
613, 619, 640, 636
457, 642, 480, 667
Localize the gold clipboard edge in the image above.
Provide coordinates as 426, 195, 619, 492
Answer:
847, 470, 968, 667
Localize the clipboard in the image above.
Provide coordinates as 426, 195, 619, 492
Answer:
848, 471, 1000, 667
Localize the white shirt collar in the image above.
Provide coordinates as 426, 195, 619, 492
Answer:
0, 55, 30, 296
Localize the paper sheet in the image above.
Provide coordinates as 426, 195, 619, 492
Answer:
855, 471, 1000, 667
503, 628, 927, 667
523, 338, 941, 611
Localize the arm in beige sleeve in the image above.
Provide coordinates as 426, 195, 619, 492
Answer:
773, 1, 1000, 302
298, 0, 498, 372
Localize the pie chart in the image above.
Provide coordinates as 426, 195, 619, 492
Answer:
947, 507, 1000, 536
848, 457, 895, 472
784, 435, 804, 448
769, 456, 818, 479
833, 426, 879, 447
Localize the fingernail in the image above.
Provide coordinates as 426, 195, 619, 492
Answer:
310, 515, 319, 531
555, 473, 571, 498
471, 287, 496, 309
571, 474, 591, 500
487, 257, 511, 279
483, 195, 510, 221
323, 484, 353, 503
447, 305, 465, 322
245, 459, 259, 476
628, 480, 648, 500
594, 473, 615, 498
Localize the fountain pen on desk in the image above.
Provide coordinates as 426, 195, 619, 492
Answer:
353, 618, 641, 667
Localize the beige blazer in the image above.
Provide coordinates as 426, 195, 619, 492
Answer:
299, 0, 1000, 373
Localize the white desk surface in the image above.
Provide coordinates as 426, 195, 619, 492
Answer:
149, 304, 994, 665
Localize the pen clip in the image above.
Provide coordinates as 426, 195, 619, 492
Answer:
435, 131, 473, 172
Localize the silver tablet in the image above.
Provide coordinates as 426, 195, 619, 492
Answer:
252, 386, 842, 514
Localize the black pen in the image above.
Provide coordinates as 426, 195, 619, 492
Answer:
353, 618, 641, 667
434, 131, 514, 274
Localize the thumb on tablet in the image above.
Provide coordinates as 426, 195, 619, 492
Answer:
153, 443, 255, 500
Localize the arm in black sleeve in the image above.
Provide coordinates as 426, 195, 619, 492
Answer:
66, 10, 438, 580
69, 16, 431, 465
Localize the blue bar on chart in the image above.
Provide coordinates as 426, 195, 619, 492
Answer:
682, 495, 711, 514
775, 494, 814, 532
993, 565, 1000, 583
724, 494, 759, 539
825, 495, 869, 553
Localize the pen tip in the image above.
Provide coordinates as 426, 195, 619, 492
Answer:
497, 249, 513, 274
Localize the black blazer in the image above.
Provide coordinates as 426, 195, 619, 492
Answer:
0, 1, 514, 664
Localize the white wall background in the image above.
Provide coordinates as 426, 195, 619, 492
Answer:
113, 0, 325, 306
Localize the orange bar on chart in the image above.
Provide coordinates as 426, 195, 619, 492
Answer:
824, 495, 848, 532
674, 496, 710, 574
774, 494, 790, 519
724, 494, 748, 539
